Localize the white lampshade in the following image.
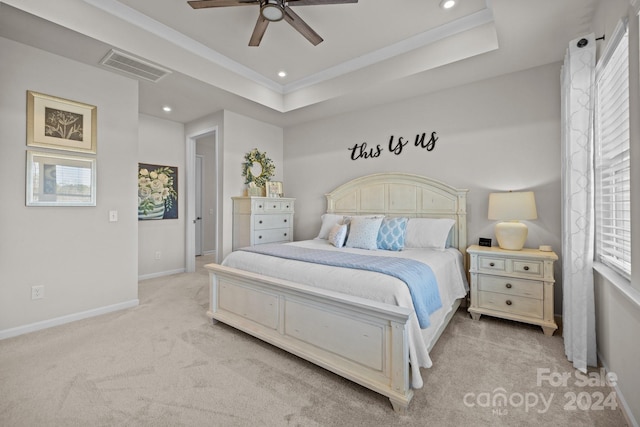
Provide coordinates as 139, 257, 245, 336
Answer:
488, 191, 537, 250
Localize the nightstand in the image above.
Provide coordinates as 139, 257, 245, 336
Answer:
467, 245, 558, 336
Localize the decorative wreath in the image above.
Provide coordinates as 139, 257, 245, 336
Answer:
242, 148, 275, 188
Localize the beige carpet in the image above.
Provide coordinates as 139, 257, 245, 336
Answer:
0, 256, 628, 426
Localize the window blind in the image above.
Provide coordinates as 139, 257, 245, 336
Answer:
595, 22, 631, 278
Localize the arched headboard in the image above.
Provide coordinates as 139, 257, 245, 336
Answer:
325, 173, 469, 259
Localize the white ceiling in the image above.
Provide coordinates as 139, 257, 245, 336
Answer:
0, 0, 598, 127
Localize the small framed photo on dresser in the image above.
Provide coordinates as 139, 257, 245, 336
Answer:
266, 181, 283, 198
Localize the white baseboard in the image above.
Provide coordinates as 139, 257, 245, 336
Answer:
598, 352, 639, 427
138, 268, 185, 281
0, 299, 139, 340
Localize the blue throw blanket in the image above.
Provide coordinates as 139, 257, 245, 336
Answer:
238, 244, 442, 328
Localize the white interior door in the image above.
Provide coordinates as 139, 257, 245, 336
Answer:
195, 155, 203, 257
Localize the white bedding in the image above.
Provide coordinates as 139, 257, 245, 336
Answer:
221, 239, 469, 388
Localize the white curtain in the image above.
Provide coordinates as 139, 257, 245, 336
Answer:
561, 34, 597, 372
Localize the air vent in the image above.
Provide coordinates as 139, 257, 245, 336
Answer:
100, 49, 172, 83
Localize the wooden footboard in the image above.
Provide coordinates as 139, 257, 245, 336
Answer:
205, 263, 415, 412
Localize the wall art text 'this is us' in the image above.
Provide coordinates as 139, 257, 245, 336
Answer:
348, 132, 438, 161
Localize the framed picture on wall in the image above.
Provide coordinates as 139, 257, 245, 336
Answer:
138, 163, 178, 220
26, 151, 96, 206
27, 91, 97, 154
266, 181, 283, 198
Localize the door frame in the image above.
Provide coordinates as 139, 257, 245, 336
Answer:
195, 154, 204, 257
185, 126, 220, 273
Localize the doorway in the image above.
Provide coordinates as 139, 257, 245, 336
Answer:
185, 127, 220, 273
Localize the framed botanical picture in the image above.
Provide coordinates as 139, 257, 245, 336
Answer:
266, 181, 283, 198
138, 163, 178, 220
26, 151, 96, 206
27, 91, 97, 153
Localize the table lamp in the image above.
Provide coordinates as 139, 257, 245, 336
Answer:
488, 191, 537, 250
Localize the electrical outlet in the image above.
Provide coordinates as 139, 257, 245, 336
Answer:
109, 210, 118, 222
31, 285, 44, 300
155, 251, 161, 260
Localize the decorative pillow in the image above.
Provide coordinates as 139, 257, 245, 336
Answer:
404, 218, 456, 249
316, 214, 344, 239
328, 224, 348, 248
345, 216, 384, 250
377, 217, 408, 251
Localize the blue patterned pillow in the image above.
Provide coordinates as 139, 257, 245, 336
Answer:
345, 216, 384, 250
328, 224, 348, 248
377, 217, 408, 251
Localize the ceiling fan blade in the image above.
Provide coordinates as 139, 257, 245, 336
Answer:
249, 15, 269, 46
287, 0, 358, 5
188, 0, 257, 9
283, 6, 323, 46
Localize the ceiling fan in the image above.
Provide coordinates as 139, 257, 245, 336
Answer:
187, 0, 358, 46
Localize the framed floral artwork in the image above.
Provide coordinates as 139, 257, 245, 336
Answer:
26, 151, 96, 206
138, 163, 178, 220
27, 91, 97, 153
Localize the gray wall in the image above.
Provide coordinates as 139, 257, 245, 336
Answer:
137, 114, 186, 279
284, 62, 563, 308
0, 37, 139, 335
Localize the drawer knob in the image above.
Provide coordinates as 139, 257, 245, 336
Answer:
258, 204, 263, 208
273, 205, 277, 208
284, 219, 287, 223
258, 235, 262, 239
506, 300, 512, 306
489, 262, 495, 267
284, 233, 287, 237
524, 266, 530, 271
259, 220, 263, 224
505, 283, 512, 289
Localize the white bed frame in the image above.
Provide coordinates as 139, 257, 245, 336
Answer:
205, 173, 468, 412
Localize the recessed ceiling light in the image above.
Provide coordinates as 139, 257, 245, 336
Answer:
278, 71, 287, 78
162, 105, 172, 113
440, 0, 456, 9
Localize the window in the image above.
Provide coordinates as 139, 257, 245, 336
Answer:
594, 21, 631, 279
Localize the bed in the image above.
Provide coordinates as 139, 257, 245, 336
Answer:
205, 173, 469, 412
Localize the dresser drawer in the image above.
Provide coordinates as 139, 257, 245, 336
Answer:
513, 260, 543, 278
477, 275, 543, 299
478, 291, 543, 319
254, 228, 291, 244
254, 214, 291, 230
478, 256, 506, 272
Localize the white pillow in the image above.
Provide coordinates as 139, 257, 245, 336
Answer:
328, 224, 348, 248
404, 218, 456, 249
316, 214, 344, 239
345, 216, 384, 250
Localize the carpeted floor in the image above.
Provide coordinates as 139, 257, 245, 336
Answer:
0, 256, 628, 426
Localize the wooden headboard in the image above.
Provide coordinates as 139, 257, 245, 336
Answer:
325, 172, 469, 258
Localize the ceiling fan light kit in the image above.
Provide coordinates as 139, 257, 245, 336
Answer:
188, 0, 359, 46
261, 1, 284, 22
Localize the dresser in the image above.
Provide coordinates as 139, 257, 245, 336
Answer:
232, 197, 295, 250
467, 245, 558, 336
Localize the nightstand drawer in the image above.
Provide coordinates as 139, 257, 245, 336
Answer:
513, 260, 543, 277
477, 275, 543, 299
254, 214, 291, 230
254, 228, 291, 244
478, 256, 506, 272
478, 291, 543, 319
